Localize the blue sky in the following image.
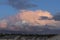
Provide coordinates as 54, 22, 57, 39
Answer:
0, 0, 60, 18
36, 0, 60, 14
0, 5, 18, 18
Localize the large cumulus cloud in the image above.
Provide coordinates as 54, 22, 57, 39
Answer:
17, 10, 53, 26
0, 10, 60, 31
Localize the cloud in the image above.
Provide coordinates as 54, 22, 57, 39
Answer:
0, 10, 60, 31
16, 10, 53, 26
0, 19, 8, 29
8, 0, 37, 9
15, 10, 60, 30
53, 12, 60, 21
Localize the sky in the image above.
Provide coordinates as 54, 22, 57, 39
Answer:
0, 0, 60, 18
0, 0, 60, 33
36, 0, 60, 14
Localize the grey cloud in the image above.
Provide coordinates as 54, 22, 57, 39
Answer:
39, 16, 53, 20
53, 12, 60, 21
8, 0, 37, 9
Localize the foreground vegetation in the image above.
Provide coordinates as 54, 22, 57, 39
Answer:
0, 34, 58, 40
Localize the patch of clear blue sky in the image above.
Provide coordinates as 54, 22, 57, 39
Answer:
0, 0, 60, 18
0, 0, 18, 18
0, 5, 18, 18
29, 0, 60, 15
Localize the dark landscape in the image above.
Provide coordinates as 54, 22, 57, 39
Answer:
0, 29, 59, 40
0, 33, 58, 40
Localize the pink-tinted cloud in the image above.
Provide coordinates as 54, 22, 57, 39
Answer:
0, 10, 60, 31
16, 10, 53, 26
15, 10, 60, 30
0, 19, 8, 29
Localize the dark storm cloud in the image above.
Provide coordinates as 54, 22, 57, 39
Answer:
8, 0, 37, 9
53, 12, 60, 21
39, 16, 52, 20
